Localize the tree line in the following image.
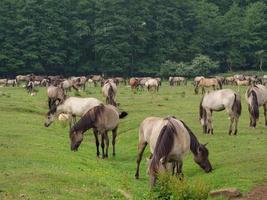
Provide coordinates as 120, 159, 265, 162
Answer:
0, 0, 266, 77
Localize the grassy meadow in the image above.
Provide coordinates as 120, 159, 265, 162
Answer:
0, 82, 267, 199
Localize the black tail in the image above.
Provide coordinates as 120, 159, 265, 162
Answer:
199, 96, 207, 133
248, 90, 259, 120
149, 118, 176, 176
108, 84, 116, 106
232, 93, 242, 117
119, 111, 128, 119
218, 80, 222, 89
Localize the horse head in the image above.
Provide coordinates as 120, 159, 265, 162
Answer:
69, 128, 84, 151
44, 105, 57, 127
193, 143, 212, 173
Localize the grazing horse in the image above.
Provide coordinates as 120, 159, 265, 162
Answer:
145, 78, 159, 92
102, 80, 117, 106
47, 85, 66, 109
199, 89, 242, 135
245, 84, 267, 127
69, 104, 128, 158
61, 79, 79, 92
195, 77, 222, 94
44, 97, 102, 128
225, 77, 235, 85
16, 74, 32, 86
135, 116, 212, 186
90, 75, 103, 87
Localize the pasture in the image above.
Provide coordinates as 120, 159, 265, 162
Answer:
0, 82, 267, 199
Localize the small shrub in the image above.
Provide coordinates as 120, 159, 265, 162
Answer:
144, 173, 210, 200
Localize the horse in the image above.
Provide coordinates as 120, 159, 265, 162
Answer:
16, 74, 32, 86
61, 79, 79, 92
102, 79, 117, 106
145, 78, 159, 92
129, 78, 139, 90
26, 81, 34, 94
76, 76, 87, 91
245, 84, 267, 127
69, 104, 128, 158
44, 97, 102, 128
169, 77, 187, 86
199, 89, 242, 135
90, 75, 103, 87
225, 77, 235, 85
6, 79, 17, 87
47, 85, 66, 109
134, 116, 212, 186
194, 76, 204, 86
195, 77, 222, 94
234, 79, 251, 92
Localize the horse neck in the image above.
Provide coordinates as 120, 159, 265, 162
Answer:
72, 113, 94, 133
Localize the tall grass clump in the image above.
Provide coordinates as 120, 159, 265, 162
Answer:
144, 173, 210, 200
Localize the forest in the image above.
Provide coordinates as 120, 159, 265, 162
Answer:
0, 0, 266, 76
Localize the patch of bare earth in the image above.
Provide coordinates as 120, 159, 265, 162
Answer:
234, 185, 267, 200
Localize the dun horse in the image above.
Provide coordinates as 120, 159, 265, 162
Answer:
69, 104, 128, 158
145, 78, 159, 92
102, 79, 117, 106
45, 97, 102, 128
135, 116, 212, 186
245, 84, 267, 127
47, 85, 66, 109
195, 77, 222, 94
199, 89, 242, 135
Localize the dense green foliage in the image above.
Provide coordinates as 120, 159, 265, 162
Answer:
145, 173, 210, 199
0, 0, 266, 76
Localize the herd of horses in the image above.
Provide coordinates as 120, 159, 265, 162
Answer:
2, 73, 267, 186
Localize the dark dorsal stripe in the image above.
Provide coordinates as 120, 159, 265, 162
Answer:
179, 120, 200, 156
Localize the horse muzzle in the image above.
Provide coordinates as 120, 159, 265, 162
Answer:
44, 122, 50, 127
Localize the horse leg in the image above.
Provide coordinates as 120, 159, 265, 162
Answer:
100, 132, 105, 159
228, 115, 234, 135
264, 104, 267, 126
207, 110, 213, 134
93, 129, 100, 157
48, 98, 51, 109
135, 141, 148, 179
202, 87, 205, 94
176, 161, 183, 178
112, 127, 118, 156
104, 131, 109, 158
234, 117, 239, 135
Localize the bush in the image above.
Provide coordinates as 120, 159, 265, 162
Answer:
160, 55, 219, 77
144, 173, 210, 200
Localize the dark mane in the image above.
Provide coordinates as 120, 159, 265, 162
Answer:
179, 120, 200, 155
47, 103, 57, 115
70, 104, 105, 134
149, 117, 177, 175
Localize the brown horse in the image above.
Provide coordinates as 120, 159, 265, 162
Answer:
129, 78, 139, 90
135, 116, 212, 186
69, 104, 128, 158
245, 84, 267, 127
199, 89, 242, 135
195, 77, 222, 94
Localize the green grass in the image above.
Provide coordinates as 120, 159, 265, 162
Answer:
0, 83, 267, 199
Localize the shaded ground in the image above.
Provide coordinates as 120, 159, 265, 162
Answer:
235, 185, 267, 200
